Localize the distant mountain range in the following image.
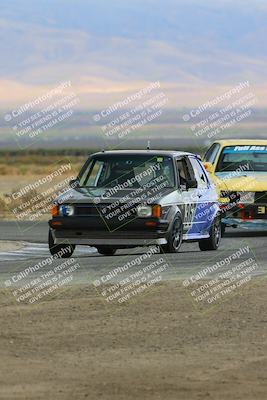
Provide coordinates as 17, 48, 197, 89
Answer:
0, 108, 266, 149
1, 0, 267, 110
1, 0, 267, 149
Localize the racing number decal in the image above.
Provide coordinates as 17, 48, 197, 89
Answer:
258, 206, 266, 215
183, 203, 197, 228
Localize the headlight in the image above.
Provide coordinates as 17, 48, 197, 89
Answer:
238, 191, 255, 204
137, 205, 162, 218
137, 205, 152, 217
59, 204, 74, 217
220, 191, 239, 203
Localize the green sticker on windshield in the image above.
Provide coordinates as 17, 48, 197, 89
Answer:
157, 157, 164, 162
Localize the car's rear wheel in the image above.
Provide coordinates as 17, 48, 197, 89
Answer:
199, 216, 221, 251
48, 229, 75, 258
161, 215, 183, 253
97, 246, 117, 256
221, 222, 226, 237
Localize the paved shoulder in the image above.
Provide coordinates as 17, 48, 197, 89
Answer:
0, 241, 96, 261
0, 221, 48, 243
0, 240, 25, 253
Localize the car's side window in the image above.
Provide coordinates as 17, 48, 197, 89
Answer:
176, 157, 195, 188
197, 159, 210, 186
89, 161, 105, 186
190, 158, 209, 189
204, 143, 221, 164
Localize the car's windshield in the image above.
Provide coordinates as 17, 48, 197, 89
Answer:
216, 145, 267, 172
79, 154, 175, 188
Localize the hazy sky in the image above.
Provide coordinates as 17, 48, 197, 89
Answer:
1, 0, 267, 108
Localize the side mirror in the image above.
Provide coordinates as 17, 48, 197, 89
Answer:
186, 179, 198, 189
69, 178, 80, 189
203, 162, 213, 173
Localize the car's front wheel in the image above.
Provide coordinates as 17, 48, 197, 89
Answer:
48, 229, 75, 258
199, 216, 221, 251
97, 246, 117, 256
161, 215, 183, 253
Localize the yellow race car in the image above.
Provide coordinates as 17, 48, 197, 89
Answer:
203, 139, 267, 233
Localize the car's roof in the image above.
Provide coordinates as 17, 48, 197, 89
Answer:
213, 139, 267, 146
92, 150, 197, 157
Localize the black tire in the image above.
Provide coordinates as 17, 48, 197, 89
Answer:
199, 216, 221, 251
48, 229, 75, 258
97, 246, 117, 256
161, 215, 183, 253
221, 222, 226, 237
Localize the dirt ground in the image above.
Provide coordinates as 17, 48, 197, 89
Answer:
0, 278, 267, 400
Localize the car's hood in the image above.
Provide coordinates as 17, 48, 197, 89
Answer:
214, 171, 267, 192
56, 186, 174, 204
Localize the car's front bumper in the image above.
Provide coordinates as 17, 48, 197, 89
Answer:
221, 202, 267, 230
49, 216, 170, 247
222, 217, 267, 230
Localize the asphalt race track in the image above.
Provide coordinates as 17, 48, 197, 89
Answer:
0, 221, 266, 290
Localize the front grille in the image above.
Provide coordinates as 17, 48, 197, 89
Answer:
75, 204, 102, 216
74, 203, 138, 218
255, 192, 267, 204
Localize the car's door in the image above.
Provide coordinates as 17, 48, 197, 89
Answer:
176, 156, 201, 236
189, 156, 215, 234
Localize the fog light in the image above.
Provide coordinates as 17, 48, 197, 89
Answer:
145, 221, 157, 227
51, 221, 62, 227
